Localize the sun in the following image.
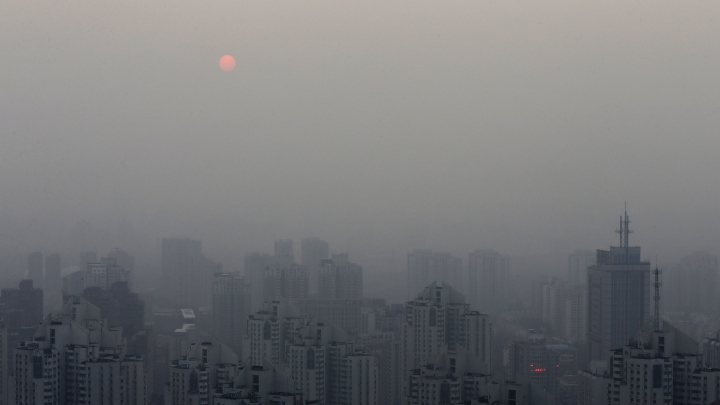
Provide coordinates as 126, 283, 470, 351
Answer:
219, 55, 236, 72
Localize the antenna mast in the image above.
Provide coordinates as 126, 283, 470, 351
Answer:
653, 267, 662, 332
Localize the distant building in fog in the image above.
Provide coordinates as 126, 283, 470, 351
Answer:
161, 237, 222, 308
274, 239, 294, 263
668, 251, 718, 313
244, 252, 272, 311
301, 237, 329, 294
468, 249, 509, 314
62, 257, 131, 296
318, 253, 363, 300
27, 252, 43, 289
406, 249, 463, 299
211, 272, 250, 354
263, 264, 309, 301
568, 249, 595, 286
587, 211, 651, 361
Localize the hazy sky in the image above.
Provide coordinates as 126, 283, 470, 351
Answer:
1, 1, 719, 265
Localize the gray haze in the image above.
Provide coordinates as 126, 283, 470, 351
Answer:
1, 0, 720, 270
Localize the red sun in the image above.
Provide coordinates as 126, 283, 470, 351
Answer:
219, 55, 236, 72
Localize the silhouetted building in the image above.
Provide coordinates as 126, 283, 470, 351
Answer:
161, 238, 221, 308
244, 252, 273, 311
0, 280, 43, 331
82, 281, 145, 337
318, 253, 363, 300
468, 249, 509, 314
587, 210, 651, 361
301, 237, 329, 294
668, 251, 718, 313
27, 252, 43, 289
212, 272, 250, 354
43, 253, 61, 290
568, 250, 595, 287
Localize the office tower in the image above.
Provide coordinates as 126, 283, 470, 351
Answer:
668, 251, 718, 313
246, 301, 305, 366
10, 297, 146, 405
212, 272, 250, 354
263, 264, 309, 301
568, 250, 595, 286
587, 210, 651, 361
302, 237, 329, 293
467, 249, 509, 314
244, 252, 273, 311
580, 320, 720, 405
27, 252, 43, 288
161, 237, 222, 308
274, 239, 294, 263
406, 250, 463, 299
166, 341, 239, 405
318, 253, 363, 300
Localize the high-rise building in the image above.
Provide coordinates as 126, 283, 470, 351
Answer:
43, 253, 61, 290
0, 320, 7, 405
668, 251, 718, 313
406, 250, 463, 299
587, 211, 651, 361
541, 279, 587, 342
467, 249, 509, 314
302, 237, 329, 294
82, 281, 145, 337
161, 238, 222, 308
263, 264, 309, 302
318, 253, 363, 300
580, 320, 720, 405
212, 272, 250, 354
507, 331, 562, 401
244, 252, 273, 311
568, 250, 595, 286
295, 298, 386, 336
10, 297, 146, 405
107, 248, 136, 284
274, 239, 294, 263
166, 341, 239, 405
360, 332, 400, 405
246, 301, 305, 366
27, 252, 43, 289
0, 280, 43, 332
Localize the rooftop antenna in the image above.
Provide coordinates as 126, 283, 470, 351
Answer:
653, 266, 662, 332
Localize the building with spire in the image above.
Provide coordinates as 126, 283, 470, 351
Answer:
587, 208, 652, 361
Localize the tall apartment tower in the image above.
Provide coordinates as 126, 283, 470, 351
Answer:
161, 238, 221, 308
27, 252, 43, 289
302, 237, 329, 294
274, 239, 294, 263
246, 301, 305, 366
43, 254, 61, 290
10, 297, 146, 405
406, 250, 463, 299
587, 210, 651, 361
318, 253, 363, 300
263, 264, 309, 302
467, 249, 509, 314
568, 250, 596, 286
212, 272, 250, 354
244, 252, 272, 311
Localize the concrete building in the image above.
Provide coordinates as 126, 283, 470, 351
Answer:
587, 211, 651, 361
468, 249, 509, 314
44, 253, 62, 308
360, 331, 400, 405
244, 252, 273, 311
246, 301, 305, 366
27, 252, 43, 289
212, 272, 250, 355
407, 250, 463, 300
296, 298, 386, 336
263, 264, 309, 302
166, 341, 239, 405
214, 360, 300, 405
568, 250, 595, 287
0, 280, 43, 333
10, 296, 146, 405
318, 254, 363, 300
302, 237, 329, 294
274, 239, 294, 263
161, 237, 222, 308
